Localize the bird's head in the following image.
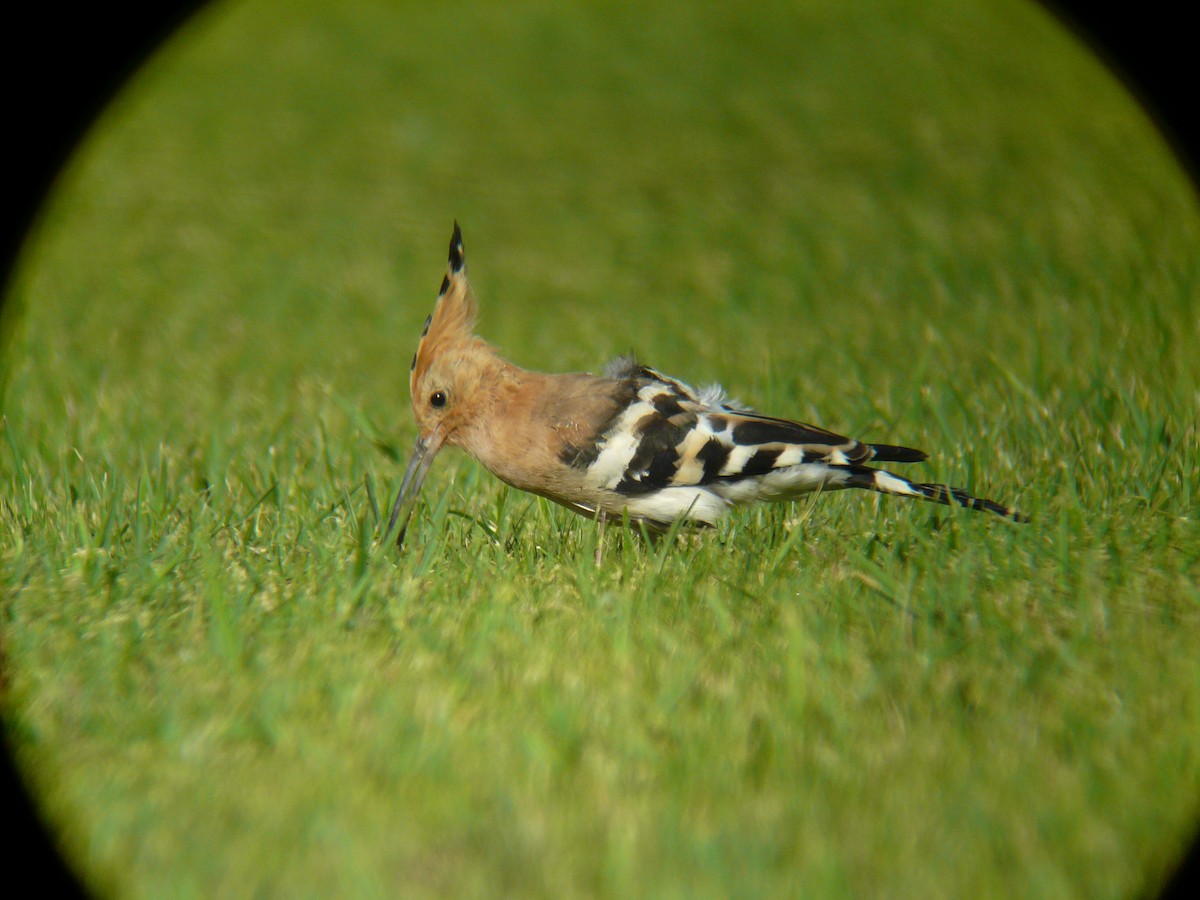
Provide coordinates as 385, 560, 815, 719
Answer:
388, 223, 495, 546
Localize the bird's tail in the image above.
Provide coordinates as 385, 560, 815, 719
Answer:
866, 443, 928, 464
839, 465, 1027, 522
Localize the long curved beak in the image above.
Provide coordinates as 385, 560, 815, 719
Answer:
385, 430, 444, 549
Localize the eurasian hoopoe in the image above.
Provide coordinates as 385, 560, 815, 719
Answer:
386, 224, 1025, 547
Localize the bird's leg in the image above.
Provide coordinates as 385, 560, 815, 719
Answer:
594, 510, 607, 566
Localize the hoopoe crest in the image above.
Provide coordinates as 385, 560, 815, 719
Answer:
386, 224, 1025, 546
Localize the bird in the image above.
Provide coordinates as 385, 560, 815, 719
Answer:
386, 223, 1025, 547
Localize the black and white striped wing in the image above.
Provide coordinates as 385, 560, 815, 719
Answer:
571, 359, 1023, 525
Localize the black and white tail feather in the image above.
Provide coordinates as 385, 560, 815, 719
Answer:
573, 357, 1026, 528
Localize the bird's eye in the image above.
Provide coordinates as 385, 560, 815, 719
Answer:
429, 390, 447, 409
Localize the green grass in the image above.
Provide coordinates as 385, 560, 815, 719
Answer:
3, 0, 1199, 896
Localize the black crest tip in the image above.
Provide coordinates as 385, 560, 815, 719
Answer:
448, 221, 465, 273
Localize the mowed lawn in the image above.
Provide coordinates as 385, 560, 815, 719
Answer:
3, 0, 1199, 896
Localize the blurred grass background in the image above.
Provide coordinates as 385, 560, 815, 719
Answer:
2, 0, 1198, 896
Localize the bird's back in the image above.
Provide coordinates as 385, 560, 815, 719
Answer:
540, 358, 928, 528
